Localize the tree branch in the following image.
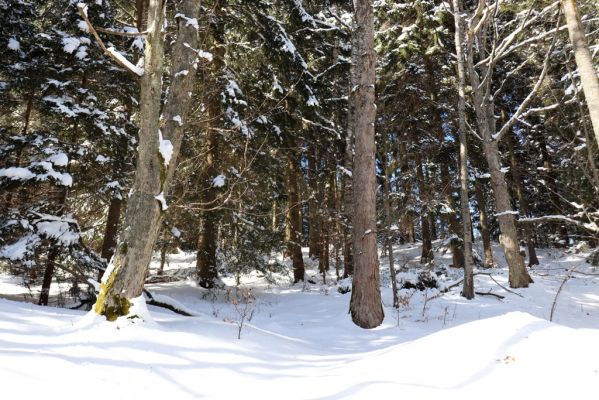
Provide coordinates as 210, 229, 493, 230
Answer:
77, 3, 144, 76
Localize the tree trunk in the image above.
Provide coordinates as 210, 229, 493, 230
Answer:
465, 14, 532, 288
196, 0, 226, 289
507, 134, 539, 266
474, 178, 494, 268
38, 248, 58, 306
98, 197, 122, 281
416, 152, 434, 264
453, 0, 474, 299
441, 163, 465, 268
398, 139, 415, 243
381, 133, 399, 308
95, 0, 200, 320
286, 150, 305, 283
562, 0, 599, 143
349, 0, 384, 329
307, 146, 321, 258
484, 140, 533, 287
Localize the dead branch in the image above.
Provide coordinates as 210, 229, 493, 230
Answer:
549, 267, 576, 322
475, 290, 505, 299
143, 289, 193, 316
475, 272, 525, 297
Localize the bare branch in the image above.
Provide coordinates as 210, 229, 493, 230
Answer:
95, 27, 148, 37
493, 12, 561, 142
77, 3, 144, 76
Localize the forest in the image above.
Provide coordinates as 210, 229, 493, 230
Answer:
1, 0, 598, 397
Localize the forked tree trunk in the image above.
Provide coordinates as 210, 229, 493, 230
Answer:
464, 8, 532, 288
453, 0, 474, 299
95, 0, 200, 320
474, 178, 494, 267
349, 0, 384, 329
562, 0, 599, 143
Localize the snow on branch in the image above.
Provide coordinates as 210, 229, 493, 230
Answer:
77, 3, 144, 76
518, 215, 599, 233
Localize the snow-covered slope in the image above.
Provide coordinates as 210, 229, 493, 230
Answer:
1, 243, 598, 399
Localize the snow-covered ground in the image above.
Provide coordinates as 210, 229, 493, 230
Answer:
1, 242, 598, 399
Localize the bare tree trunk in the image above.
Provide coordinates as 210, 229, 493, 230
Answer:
474, 178, 494, 267
95, 0, 200, 320
38, 248, 58, 306
464, 10, 532, 288
196, 1, 226, 289
453, 0, 474, 299
286, 150, 305, 283
562, 0, 599, 143
307, 146, 321, 259
349, 0, 384, 329
484, 140, 533, 287
98, 197, 122, 281
381, 133, 399, 308
507, 134, 539, 266
416, 152, 434, 264
398, 139, 415, 243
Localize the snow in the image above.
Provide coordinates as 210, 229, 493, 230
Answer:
495, 210, 519, 217
48, 153, 68, 167
0, 167, 35, 180
1, 243, 599, 398
172, 115, 183, 126
212, 174, 226, 187
155, 192, 168, 210
36, 220, 79, 246
0, 234, 40, 261
106, 46, 144, 76
62, 37, 81, 54
8, 37, 20, 51
158, 131, 174, 167
306, 95, 319, 107
77, 20, 89, 32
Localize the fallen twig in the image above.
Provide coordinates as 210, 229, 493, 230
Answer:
475, 290, 505, 300
550, 267, 576, 322
476, 272, 524, 298
143, 289, 193, 316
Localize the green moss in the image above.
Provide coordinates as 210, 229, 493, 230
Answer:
94, 265, 131, 321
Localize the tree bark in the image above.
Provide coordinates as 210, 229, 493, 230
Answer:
464, 10, 532, 288
474, 178, 494, 267
398, 138, 415, 243
95, 0, 200, 320
286, 150, 305, 283
453, 0, 474, 299
507, 133, 539, 266
98, 197, 122, 281
416, 152, 434, 264
349, 0, 384, 329
381, 133, 399, 308
307, 146, 321, 258
562, 0, 599, 144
